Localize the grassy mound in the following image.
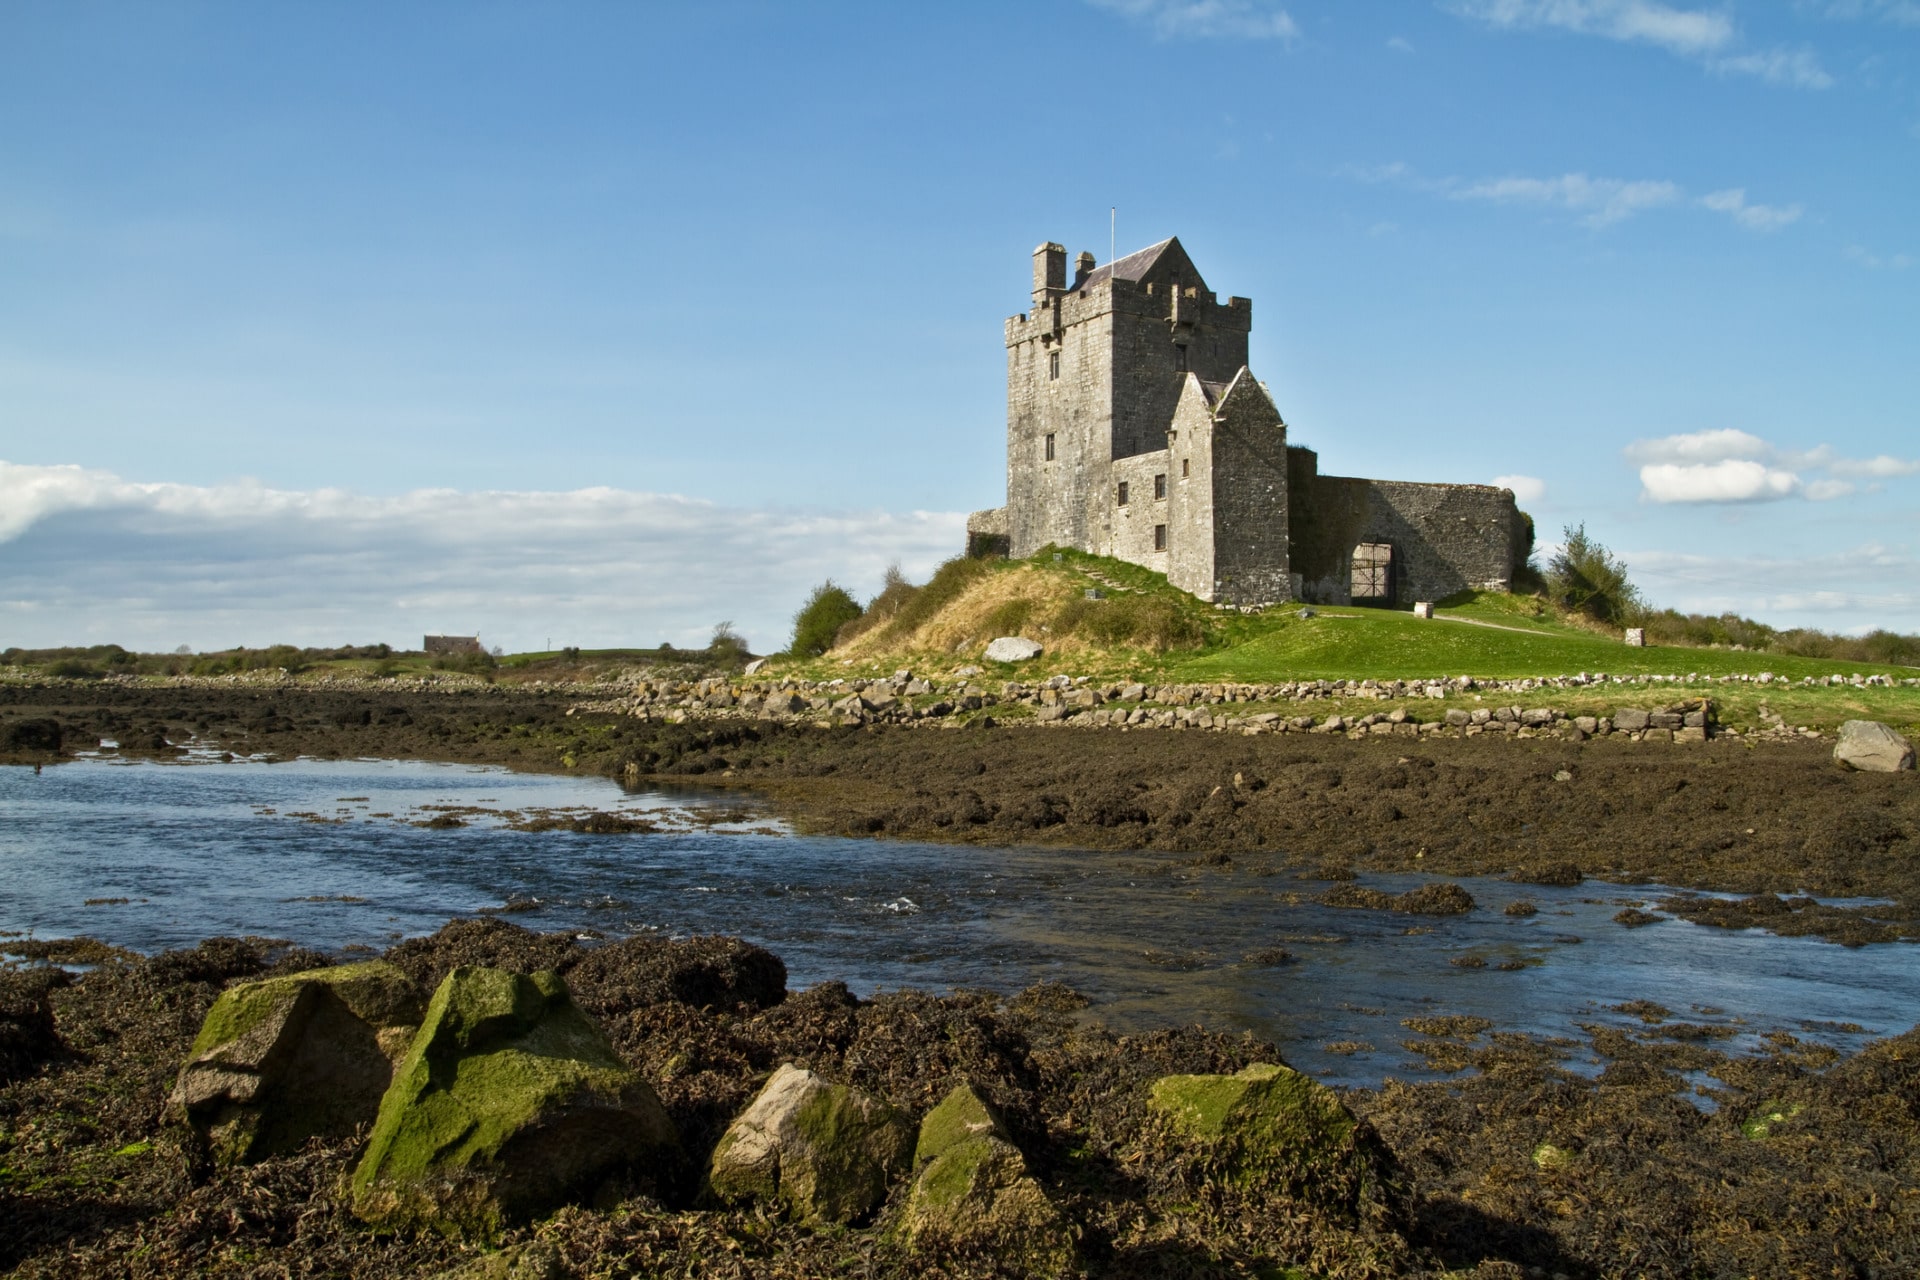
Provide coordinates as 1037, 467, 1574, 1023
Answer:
802, 551, 1918, 685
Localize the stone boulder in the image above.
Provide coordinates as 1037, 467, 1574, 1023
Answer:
901, 1083, 1074, 1276
1834, 720, 1915, 773
1612, 707, 1650, 732
707, 1063, 913, 1225
984, 636, 1044, 663
170, 961, 424, 1164
352, 967, 677, 1238
1147, 1062, 1393, 1218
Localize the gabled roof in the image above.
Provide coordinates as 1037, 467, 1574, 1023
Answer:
1071, 237, 1177, 292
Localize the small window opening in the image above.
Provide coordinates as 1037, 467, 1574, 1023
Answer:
1153, 524, 1168, 552
1048, 350, 1060, 380
1153, 473, 1167, 500
1182, 458, 1190, 478
1174, 345, 1188, 373
1116, 481, 1129, 506
1044, 433, 1056, 462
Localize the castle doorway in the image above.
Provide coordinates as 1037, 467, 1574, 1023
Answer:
1350, 543, 1393, 605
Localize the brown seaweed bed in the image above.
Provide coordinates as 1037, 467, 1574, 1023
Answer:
4, 920, 1918, 1279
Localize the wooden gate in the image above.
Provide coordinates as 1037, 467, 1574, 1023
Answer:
1350, 543, 1393, 604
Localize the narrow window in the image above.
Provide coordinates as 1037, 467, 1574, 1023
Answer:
1154, 473, 1167, 500
1044, 433, 1055, 462
1153, 524, 1168, 551
1182, 458, 1190, 478
1048, 350, 1060, 381
1116, 481, 1129, 506
1174, 345, 1188, 373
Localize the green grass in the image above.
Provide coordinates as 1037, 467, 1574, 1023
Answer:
1170, 598, 1916, 684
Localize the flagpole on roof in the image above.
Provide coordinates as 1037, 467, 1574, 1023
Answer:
1110, 207, 1116, 266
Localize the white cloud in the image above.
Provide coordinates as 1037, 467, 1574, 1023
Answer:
1446, 0, 1734, 55
1493, 474, 1547, 502
1452, 172, 1683, 226
1639, 459, 1802, 503
1087, 0, 1299, 40
1448, 1, 1834, 88
1388, 35, 1417, 52
0, 462, 966, 654
1623, 427, 1770, 465
1699, 188, 1805, 231
1624, 430, 1920, 504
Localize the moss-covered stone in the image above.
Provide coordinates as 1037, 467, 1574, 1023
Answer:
352, 966, 677, 1239
1147, 1062, 1393, 1217
169, 960, 424, 1164
914, 1080, 1008, 1167
902, 1083, 1075, 1277
708, 1062, 913, 1225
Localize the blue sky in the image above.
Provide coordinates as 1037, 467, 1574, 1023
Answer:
2, 0, 1916, 653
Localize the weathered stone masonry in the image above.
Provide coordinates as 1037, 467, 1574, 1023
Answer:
970, 237, 1526, 607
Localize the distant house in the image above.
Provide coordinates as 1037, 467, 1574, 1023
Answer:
423, 635, 484, 655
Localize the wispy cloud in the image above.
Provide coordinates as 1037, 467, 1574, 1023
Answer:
1348, 162, 1800, 231
0, 462, 965, 653
1806, 1, 1920, 27
1388, 35, 1418, 52
1446, 0, 1734, 55
1846, 244, 1915, 269
1087, 0, 1299, 40
1453, 172, 1683, 227
1698, 187, 1805, 230
1628, 542, 1920, 629
1709, 46, 1834, 89
1624, 429, 1920, 503
1447, 0, 1835, 88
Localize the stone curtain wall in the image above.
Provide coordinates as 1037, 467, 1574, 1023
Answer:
1287, 448, 1521, 605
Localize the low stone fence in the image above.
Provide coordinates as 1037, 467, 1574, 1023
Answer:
570, 670, 1808, 744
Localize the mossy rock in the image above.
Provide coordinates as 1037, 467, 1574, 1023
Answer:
708, 1062, 913, 1225
169, 960, 424, 1164
352, 966, 677, 1239
902, 1083, 1076, 1277
1147, 1062, 1394, 1217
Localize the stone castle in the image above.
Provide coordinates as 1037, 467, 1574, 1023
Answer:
967, 237, 1527, 607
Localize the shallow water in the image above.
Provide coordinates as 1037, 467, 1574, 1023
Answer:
4, 756, 1916, 1086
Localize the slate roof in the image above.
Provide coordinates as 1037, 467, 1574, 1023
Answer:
1071, 238, 1176, 292
1196, 378, 1235, 406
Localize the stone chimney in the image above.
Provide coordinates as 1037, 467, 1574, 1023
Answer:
1032, 242, 1066, 303
1073, 250, 1096, 286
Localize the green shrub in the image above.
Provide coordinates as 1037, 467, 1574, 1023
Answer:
788, 581, 863, 657
430, 649, 497, 675
1547, 524, 1641, 625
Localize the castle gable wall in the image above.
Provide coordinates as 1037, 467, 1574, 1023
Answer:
1201, 373, 1291, 605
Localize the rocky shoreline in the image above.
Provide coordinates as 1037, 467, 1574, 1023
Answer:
5, 921, 1918, 1279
